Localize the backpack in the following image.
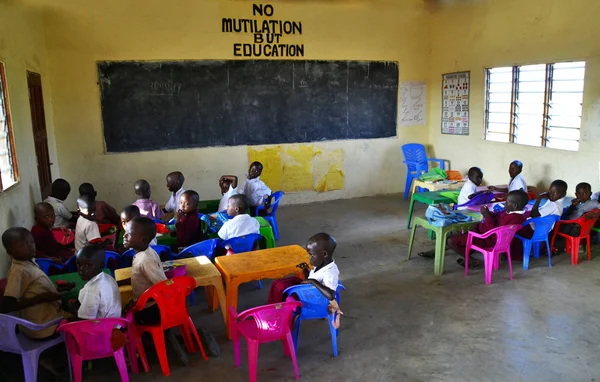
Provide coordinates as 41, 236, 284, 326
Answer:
425, 204, 473, 227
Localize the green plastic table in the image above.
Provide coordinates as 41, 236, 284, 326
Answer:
407, 191, 456, 230
407, 216, 480, 276
49, 269, 111, 308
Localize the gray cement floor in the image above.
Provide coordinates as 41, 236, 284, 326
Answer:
41, 196, 600, 381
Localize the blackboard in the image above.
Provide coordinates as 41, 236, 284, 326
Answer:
97, 60, 399, 153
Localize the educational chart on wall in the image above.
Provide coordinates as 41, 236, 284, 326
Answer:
441, 71, 470, 135
400, 81, 427, 126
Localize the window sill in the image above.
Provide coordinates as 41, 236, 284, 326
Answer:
0, 181, 21, 197
483, 139, 579, 153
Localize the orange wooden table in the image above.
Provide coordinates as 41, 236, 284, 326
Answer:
215, 245, 308, 334
115, 256, 227, 326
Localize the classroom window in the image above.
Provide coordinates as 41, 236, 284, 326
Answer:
0, 62, 18, 191
484, 61, 586, 151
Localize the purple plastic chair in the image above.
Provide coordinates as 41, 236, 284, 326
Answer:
515, 215, 561, 270
0, 314, 69, 382
401, 143, 446, 199
228, 301, 302, 382
255, 191, 284, 240
452, 191, 495, 211
57, 317, 132, 382
465, 224, 521, 284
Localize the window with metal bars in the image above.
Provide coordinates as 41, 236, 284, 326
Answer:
484, 61, 585, 151
0, 62, 19, 191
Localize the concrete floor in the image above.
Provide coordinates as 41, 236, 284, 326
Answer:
16, 195, 600, 381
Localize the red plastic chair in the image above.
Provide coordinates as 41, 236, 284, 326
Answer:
228, 301, 302, 382
551, 209, 600, 265
57, 318, 133, 382
131, 276, 207, 376
465, 224, 521, 284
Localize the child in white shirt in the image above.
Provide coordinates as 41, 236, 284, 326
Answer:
518, 180, 568, 241
239, 162, 272, 215
488, 160, 527, 193
68, 245, 121, 319
218, 175, 238, 212
74, 195, 102, 252
44, 178, 74, 228
457, 167, 489, 207
121, 205, 157, 247
218, 194, 260, 241
163, 171, 185, 214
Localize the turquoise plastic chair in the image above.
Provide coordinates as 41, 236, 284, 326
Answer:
514, 215, 560, 270
283, 283, 345, 356
401, 143, 445, 199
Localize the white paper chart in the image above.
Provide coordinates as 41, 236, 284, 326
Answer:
400, 81, 427, 126
441, 71, 470, 135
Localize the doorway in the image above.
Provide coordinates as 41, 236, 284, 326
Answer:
27, 71, 52, 200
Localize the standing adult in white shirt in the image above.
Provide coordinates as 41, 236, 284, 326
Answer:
488, 160, 527, 193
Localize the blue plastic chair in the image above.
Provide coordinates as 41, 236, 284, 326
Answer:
104, 251, 121, 276
452, 191, 495, 211
255, 191, 284, 240
219, 233, 264, 288
151, 218, 164, 224
175, 239, 219, 260
401, 143, 446, 199
0, 314, 71, 382
34, 258, 58, 275
514, 215, 561, 270
150, 244, 174, 259
283, 283, 346, 356
121, 248, 135, 267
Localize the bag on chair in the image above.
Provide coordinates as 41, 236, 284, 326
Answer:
425, 204, 473, 227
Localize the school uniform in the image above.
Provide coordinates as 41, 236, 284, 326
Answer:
217, 214, 260, 241
457, 179, 478, 206
175, 212, 202, 247
508, 174, 527, 192
75, 216, 101, 252
77, 272, 122, 319
267, 261, 340, 304
164, 188, 185, 213
239, 177, 272, 207
218, 185, 237, 212
516, 198, 565, 243
559, 199, 600, 236
4, 259, 63, 339
123, 221, 157, 247
94, 200, 121, 226
31, 223, 73, 261
131, 247, 167, 324
133, 199, 164, 220
44, 196, 72, 228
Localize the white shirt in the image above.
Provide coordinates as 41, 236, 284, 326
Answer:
131, 247, 166, 301
75, 216, 101, 252
508, 174, 527, 192
308, 261, 340, 292
218, 214, 260, 241
538, 197, 565, 218
77, 272, 122, 319
458, 179, 478, 206
164, 188, 185, 213
239, 177, 272, 207
218, 185, 238, 212
45, 196, 72, 228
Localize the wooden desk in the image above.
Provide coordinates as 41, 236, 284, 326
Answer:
115, 256, 227, 326
215, 245, 308, 336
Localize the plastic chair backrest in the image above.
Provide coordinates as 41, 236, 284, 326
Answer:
121, 248, 135, 265
401, 143, 427, 173
479, 224, 520, 253
284, 284, 345, 319
35, 258, 56, 275
0, 314, 26, 353
150, 245, 173, 259
63, 255, 78, 273
133, 276, 196, 330
237, 301, 302, 342
152, 218, 164, 224
523, 215, 560, 241
221, 233, 262, 253
453, 192, 495, 210
104, 251, 119, 268
567, 210, 600, 237
57, 318, 130, 359
178, 239, 219, 260
266, 191, 284, 215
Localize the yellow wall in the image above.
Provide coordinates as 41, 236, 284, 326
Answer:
0, 1, 58, 275
428, 0, 600, 193
43, 0, 432, 211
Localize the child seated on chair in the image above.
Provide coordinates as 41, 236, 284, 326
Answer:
457, 167, 491, 208
559, 182, 600, 237
79, 183, 120, 226
239, 162, 272, 216
31, 202, 75, 263
1, 227, 74, 339
163, 171, 185, 214
44, 178, 76, 228
67, 244, 121, 320
75, 195, 107, 252
218, 175, 238, 212
132, 179, 164, 220
268, 233, 343, 328
121, 205, 157, 247
450, 190, 529, 268
175, 190, 205, 249
218, 194, 260, 241
488, 160, 527, 193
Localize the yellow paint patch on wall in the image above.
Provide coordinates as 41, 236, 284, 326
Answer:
314, 148, 345, 192
281, 145, 314, 192
247, 146, 282, 191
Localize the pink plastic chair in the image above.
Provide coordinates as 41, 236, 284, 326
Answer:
228, 301, 302, 382
57, 318, 133, 382
465, 224, 521, 284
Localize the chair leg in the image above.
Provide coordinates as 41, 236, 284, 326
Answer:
404, 174, 412, 199
587, 236, 592, 261
179, 324, 195, 353
271, 218, 280, 241
150, 329, 171, 376
545, 239, 552, 268
233, 332, 241, 368
328, 313, 339, 357
187, 317, 208, 360
407, 197, 416, 229
464, 245, 471, 277
483, 252, 493, 284
135, 332, 150, 373
291, 315, 301, 354
286, 332, 300, 380
125, 329, 139, 374
407, 224, 418, 260
433, 229, 445, 276
247, 339, 259, 382
113, 348, 130, 382
523, 240, 532, 270
257, 280, 263, 289
506, 250, 513, 280
21, 351, 42, 382
571, 238, 580, 265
